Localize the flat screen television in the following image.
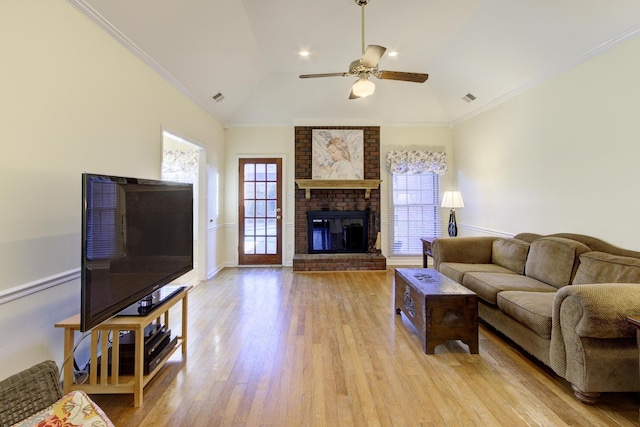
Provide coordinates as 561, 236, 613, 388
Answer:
81, 173, 193, 332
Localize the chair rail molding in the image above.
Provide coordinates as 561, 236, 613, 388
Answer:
0, 268, 80, 306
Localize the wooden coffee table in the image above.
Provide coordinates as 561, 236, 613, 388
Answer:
394, 268, 478, 354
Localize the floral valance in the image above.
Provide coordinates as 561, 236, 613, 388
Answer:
162, 149, 199, 175
385, 150, 447, 175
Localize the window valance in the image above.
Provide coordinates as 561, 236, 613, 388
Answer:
385, 150, 447, 175
162, 149, 199, 175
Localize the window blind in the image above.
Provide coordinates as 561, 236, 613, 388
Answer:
388, 172, 441, 256
86, 180, 120, 260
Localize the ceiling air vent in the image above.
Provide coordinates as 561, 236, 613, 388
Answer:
462, 93, 476, 103
212, 92, 225, 102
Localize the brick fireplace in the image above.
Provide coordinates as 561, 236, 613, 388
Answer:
292, 126, 386, 271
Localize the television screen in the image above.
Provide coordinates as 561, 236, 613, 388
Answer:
81, 173, 193, 332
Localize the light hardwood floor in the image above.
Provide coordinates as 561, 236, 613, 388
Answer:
92, 267, 639, 426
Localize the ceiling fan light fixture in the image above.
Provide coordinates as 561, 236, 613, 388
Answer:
352, 78, 375, 97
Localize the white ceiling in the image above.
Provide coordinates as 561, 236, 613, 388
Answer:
72, 0, 640, 127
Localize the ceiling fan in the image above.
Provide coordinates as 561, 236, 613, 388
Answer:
299, 0, 429, 99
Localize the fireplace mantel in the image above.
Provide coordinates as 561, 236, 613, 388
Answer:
295, 179, 382, 200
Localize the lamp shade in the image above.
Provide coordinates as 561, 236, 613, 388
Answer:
352, 78, 375, 97
441, 191, 464, 208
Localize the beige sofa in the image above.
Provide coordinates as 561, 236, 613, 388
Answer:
432, 233, 640, 404
0, 361, 113, 427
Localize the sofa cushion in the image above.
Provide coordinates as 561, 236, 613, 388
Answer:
462, 272, 557, 305
491, 238, 530, 274
573, 252, 640, 285
439, 262, 515, 284
525, 237, 591, 288
497, 291, 555, 338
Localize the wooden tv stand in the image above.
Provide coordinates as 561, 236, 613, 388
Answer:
55, 285, 191, 407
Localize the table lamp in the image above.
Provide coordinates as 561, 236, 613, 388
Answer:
441, 191, 464, 237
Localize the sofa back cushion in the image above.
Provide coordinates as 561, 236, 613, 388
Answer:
491, 238, 530, 274
525, 237, 590, 288
573, 251, 640, 284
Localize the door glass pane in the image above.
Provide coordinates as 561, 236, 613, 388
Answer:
267, 218, 276, 235
267, 182, 277, 199
256, 200, 266, 217
267, 200, 276, 217
267, 164, 277, 181
255, 236, 266, 254
244, 182, 255, 199
244, 200, 255, 217
244, 164, 255, 181
245, 218, 255, 235
244, 237, 254, 254
256, 164, 266, 181
267, 237, 276, 254
256, 182, 266, 199
256, 219, 266, 236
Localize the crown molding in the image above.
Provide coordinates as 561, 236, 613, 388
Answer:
289, 119, 449, 128
66, 1, 640, 130
452, 25, 640, 127
66, 0, 225, 125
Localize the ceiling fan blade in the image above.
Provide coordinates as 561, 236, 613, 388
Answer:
377, 71, 429, 83
299, 72, 349, 79
361, 45, 386, 68
349, 89, 361, 100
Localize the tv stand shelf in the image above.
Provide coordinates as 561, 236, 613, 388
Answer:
55, 285, 191, 407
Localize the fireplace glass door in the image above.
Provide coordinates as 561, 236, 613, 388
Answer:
307, 210, 369, 254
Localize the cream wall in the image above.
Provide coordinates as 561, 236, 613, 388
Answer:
452, 36, 640, 249
0, 1, 224, 378
225, 125, 454, 266
224, 127, 295, 266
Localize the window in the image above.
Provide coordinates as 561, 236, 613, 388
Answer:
85, 179, 120, 260
389, 172, 441, 256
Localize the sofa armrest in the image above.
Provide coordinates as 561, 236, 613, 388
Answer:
549, 284, 640, 391
553, 284, 640, 339
432, 236, 498, 271
0, 360, 63, 426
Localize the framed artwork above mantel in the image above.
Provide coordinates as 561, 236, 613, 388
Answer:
312, 129, 364, 180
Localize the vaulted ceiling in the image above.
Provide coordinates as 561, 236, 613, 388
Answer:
72, 0, 640, 127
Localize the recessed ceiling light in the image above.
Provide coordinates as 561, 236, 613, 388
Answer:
388, 51, 398, 57
299, 50, 310, 57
